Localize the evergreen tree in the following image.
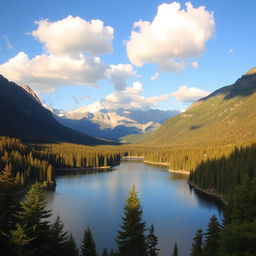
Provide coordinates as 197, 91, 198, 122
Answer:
191, 228, 203, 256
11, 183, 52, 255
64, 233, 79, 256
116, 185, 146, 256
0, 165, 20, 255
224, 176, 256, 224
50, 216, 69, 254
145, 224, 159, 256
203, 215, 221, 256
172, 242, 178, 256
102, 248, 108, 256
81, 226, 97, 256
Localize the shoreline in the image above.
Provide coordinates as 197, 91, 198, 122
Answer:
121, 156, 144, 159
143, 160, 169, 167
168, 169, 190, 175
55, 165, 112, 171
188, 181, 227, 205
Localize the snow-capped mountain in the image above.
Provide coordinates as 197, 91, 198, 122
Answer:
50, 105, 179, 141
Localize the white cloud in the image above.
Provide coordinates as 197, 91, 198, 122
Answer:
0, 16, 115, 92
227, 49, 234, 54
101, 81, 169, 110
126, 2, 215, 72
172, 85, 210, 103
191, 61, 199, 69
3, 35, 13, 49
106, 64, 136, 91
0, 52, 108, 91
151, 72, 160, 80
81, 95, 90, 101
31, 15, 114, 56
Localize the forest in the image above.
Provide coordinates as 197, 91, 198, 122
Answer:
0, 135, 256, 255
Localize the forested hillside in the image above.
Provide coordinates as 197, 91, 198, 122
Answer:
139, 70, 256, 147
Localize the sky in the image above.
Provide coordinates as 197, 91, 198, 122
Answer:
0, 0, 256, 112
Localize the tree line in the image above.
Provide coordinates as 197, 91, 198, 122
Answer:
189, 143, 256, 199
0, 137, 121, 186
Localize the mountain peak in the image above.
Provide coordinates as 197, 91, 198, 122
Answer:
245, 67, 256, 76
21, 84, 42, 105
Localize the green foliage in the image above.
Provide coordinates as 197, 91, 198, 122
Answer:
189, 144, 256, 199
191, 229, 203, 256
145, 224, 159, 256
11, 183, 52, 255
203, 215, 222, 256
65, 233, 79, 256
217, 221, 256, 256
49, 216, 69, 255
224, 177, 256, 224
116, 185, 146, 256
102, 248, 109, 256
139, 73, 256, 147
81, 226, 98, 256
172, 242, 178, 256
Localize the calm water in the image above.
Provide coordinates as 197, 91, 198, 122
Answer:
45, 160, 223, 256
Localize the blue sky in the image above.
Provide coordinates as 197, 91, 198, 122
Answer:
0, 0, 256, 111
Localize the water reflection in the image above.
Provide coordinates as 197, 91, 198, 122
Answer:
46, 160, 223, 256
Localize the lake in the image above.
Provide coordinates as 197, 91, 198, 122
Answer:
45, 160, 223, 256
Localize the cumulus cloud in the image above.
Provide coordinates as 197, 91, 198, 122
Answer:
101, 81, 169, 110
106, 64, 136, 91
3, 35, 13, 49
0, 52, 108, 91
227, 49, 234, 54
172, 85, 210, 103
126, 2, 215, 72
31, 15, 114, 56
0, 16, 115, 92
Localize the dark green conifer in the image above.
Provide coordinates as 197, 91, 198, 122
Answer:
102, 248, 108, 256
203, 215, 221, 256
191, 228, 203, 256
50, 216, 69, 254
116, 185, 146, 256
172, 242, 178, 256
145, 224, 159, 256
80, 226, 97, 256
64, 233, 79, 256
11, 183, 52, 255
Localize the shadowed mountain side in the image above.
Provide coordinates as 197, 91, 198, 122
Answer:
0, 75, 117, 145
138, 69, 256, 147
57, 117, 142, 141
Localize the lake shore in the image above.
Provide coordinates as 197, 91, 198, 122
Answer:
168, 169, 190, 175
188, 181, 227, 205
143, 160, 169, 166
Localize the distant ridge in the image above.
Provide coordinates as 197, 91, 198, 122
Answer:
138, 68, 256, 147
0, 75, 116, 145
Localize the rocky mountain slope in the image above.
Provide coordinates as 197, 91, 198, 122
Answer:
0, 75, 114, 145
52, 107, 178, 141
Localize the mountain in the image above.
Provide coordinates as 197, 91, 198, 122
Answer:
138, 68, 256, 147
0, 75, 114, 145
51, 106, 179, 142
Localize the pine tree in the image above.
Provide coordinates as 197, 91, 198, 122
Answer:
172, 242, 178, 256
191, 228, 203, 256
64, 233, 79, 256
50, 216, 69, 254
11, 183, 52, 255
203, 215, 221, 256
145, 224, 159, 256
81, 226, 98, 256
116, 185, 146, 256
0, 165, 20, 255
102, 248, 108, 256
